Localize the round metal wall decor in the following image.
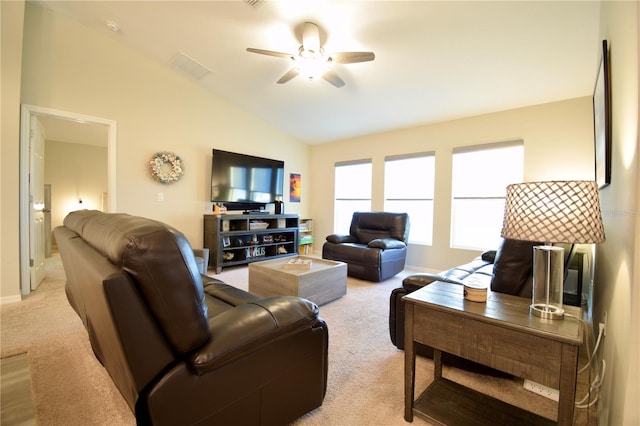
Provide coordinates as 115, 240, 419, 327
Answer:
149, 151, 183, 184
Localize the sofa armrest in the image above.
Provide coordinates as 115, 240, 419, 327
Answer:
192, 248, 210, 274
326, 234, 357, 244
402, 274, 439, 292
368, 238, 406, 250
481, 249, 497, 263
190, 296, 320, 374
402, 273, 465, 293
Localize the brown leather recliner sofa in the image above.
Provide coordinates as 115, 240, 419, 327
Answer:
54, 210, 328, 425
322, 211, 410, 282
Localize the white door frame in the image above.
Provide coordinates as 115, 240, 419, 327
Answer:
19, 104, 117, 296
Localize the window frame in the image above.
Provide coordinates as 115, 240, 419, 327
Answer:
384, 152, 435, 245
333, 159, 372, 234
450, 140, 524, 250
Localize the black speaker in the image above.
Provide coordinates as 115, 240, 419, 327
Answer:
274, 201, 284, 214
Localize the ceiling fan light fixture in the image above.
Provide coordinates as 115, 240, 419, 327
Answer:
298, 46, 324, 60
247, 21, 374, 87
296, 57, 327, 80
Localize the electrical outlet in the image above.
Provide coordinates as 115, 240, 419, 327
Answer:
523, 379, 559, 402
600, 311, 607, 337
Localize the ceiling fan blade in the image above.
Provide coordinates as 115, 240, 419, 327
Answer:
277, 67, 299, 84
322, 69, 345, 88
247, 48, 294, 59
331, 52, 375, 64
302, 22, 321, 54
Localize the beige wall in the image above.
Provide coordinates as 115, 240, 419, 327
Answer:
0, 2, 311, 299
310, 97, 595, 271
44, 140, 108, 232
1, 1, 25, 302
593, 2, 639, 425
18, 3, 311, 254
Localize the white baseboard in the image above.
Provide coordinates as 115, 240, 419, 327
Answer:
1, 294, 23, 305
403, 265, 441, 274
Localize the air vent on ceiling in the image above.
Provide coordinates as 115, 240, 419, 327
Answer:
245, 0, 263, 8
168, 52, 213, 80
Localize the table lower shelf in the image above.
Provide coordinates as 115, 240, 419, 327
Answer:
413, 378, 555, 426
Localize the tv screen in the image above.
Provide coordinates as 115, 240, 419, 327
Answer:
211, 149, 284, 210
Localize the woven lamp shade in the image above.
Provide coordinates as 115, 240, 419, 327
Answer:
501, 180, 605, 244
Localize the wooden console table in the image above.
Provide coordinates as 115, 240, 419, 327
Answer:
404, 282, 582, 425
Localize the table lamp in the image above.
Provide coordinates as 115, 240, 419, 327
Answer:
500, 181, 605, 319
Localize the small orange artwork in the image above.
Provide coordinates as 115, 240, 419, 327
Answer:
289, 173, 301, 202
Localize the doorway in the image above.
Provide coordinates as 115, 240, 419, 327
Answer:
19, 105, 117, 296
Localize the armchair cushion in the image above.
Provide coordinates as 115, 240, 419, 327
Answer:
192, 296, 319, 373
350, 211, 410, 244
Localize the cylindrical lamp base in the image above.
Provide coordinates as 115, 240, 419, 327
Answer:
531, 245, 565, 320
531, 303, 565, 319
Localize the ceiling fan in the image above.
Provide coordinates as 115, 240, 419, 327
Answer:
247, 22, 375, 88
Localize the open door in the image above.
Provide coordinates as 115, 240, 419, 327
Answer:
20, 104, 117, 296
30, 116, 46, 290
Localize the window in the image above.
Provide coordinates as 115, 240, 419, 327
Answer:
451, 141, 524, 250
334, 160, 372, 234
384, 153, 435, 244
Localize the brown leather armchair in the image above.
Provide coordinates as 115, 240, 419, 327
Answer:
322, 211, 409, 282
54, 210, 328, 425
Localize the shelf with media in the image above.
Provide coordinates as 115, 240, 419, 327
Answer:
204, 214, 299, 273
299, 218, 314, 255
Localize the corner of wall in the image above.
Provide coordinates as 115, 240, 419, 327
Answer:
1, 0, 26, 300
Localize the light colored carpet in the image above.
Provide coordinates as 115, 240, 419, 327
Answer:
0, 255, 596, 425
0, 256, 84, 359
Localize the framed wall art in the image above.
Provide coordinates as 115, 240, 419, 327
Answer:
290, 173, 301, 202
593, 39, 611, 189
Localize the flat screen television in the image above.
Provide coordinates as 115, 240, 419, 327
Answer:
211, 149, 284, 211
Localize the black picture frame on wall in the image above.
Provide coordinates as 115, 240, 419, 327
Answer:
593, 39, 611, 189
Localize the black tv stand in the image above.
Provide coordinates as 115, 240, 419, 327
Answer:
203, 214, 300, 273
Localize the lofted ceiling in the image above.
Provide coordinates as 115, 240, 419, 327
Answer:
31, 0, 601, 145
